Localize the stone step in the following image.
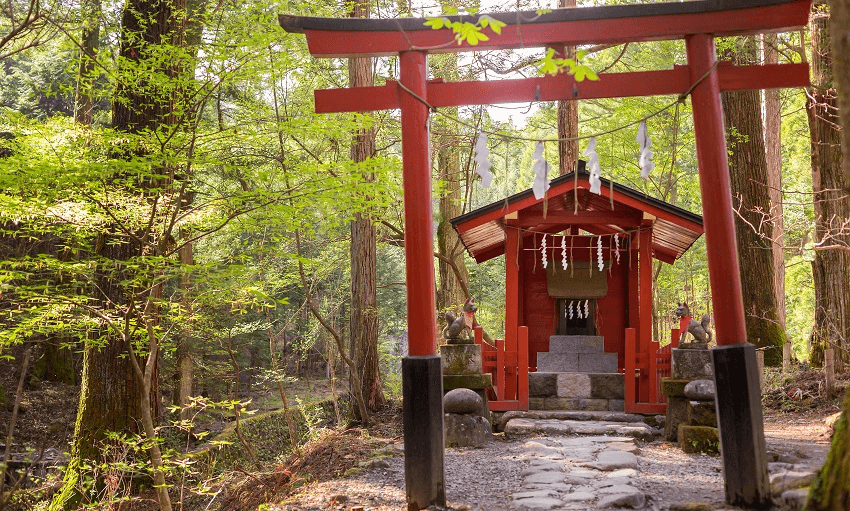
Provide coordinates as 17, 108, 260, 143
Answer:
547, 335, 605, 354
537, 352, 618, 373
529, 372, 625, 400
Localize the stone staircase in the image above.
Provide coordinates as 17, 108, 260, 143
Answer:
529, 335, 625, 412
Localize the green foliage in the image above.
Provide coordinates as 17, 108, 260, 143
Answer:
424, 11, 506, 46
536, 48, 599, 81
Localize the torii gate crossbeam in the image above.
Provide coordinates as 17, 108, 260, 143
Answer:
279, 2, 811, 509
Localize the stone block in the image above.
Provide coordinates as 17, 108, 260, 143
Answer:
665, 396, 689, 442
556, 373, 591, 398
543, 397, 580, 410
590, 373, 625, 399
577, 398, 609, 411
529, 397, 545, 410
660, 378, 690, 398
684, 379, 716, 401
529, 372, 557, 397
672, 348, 713, 379
578, 352, 618, 373
443, 388, 482, 414
687, 400, 717, 427
442, 373, 491, 391
444, 413, 490, 448
678, 424, 720, 455
608, 399, 625, 412
537, 353, 578, 372
548, 335, 605, 353
440, 343, 482, 375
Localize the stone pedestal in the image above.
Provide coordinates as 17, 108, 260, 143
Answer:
663, 348, 720, 452
440, 343, 491, 420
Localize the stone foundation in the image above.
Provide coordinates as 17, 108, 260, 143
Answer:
528, 372, 624, 412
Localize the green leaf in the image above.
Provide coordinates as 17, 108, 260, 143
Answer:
576, 49, 588, 60
536, 8, 552, 15
574, 66, 586, 82
443, 6, 458, 15
424, 17, 445, 30
583, 66, 600, 81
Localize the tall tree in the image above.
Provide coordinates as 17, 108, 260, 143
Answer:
720, 36, 786, 365
762, 33, 790, 369
807, 1, 850, 507
556, 0, 578, 176
53, 0, 198, 507
806, 2, 850, 369
431, 47, 470, 313
348, 0, 385, 418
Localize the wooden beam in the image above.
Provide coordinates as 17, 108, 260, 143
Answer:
282, 1, 810, 58
315, 63, 809, 113
515, 210, 643, 228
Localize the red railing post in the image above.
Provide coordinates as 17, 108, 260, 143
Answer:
624, 328, 636, 413
518, 326, 529, 409
496, 339, 505, 401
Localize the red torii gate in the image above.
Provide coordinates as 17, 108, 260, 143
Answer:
279, 1, 811, 509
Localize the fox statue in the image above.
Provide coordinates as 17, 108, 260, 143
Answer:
443, 298, 478, 343
674, 302, 712, 345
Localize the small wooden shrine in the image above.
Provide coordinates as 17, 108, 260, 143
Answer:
451, 164, 704, 413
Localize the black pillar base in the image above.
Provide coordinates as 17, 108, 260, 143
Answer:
402, 355, 445, 511
712, 343, 771, 509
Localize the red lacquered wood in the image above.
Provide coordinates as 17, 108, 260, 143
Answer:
686, 34, 747, 346
496, 339, 506, 401
624, 328, 637, 413
639, 226, 654, 402
314, 63, 808, 114
518, 326, 529, 410
293, 2, 810, 58
399, 51, 438, 357
649, 340, 659, 404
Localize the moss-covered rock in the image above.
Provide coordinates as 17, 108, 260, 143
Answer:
678, 424, 719, 455
807, 389, 850, 510
661, 378, 690, 398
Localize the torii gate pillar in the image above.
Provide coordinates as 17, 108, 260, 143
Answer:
687, 33, 770, 508
397, 50, 446, 510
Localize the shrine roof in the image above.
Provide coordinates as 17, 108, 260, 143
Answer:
451, 164, 704, 265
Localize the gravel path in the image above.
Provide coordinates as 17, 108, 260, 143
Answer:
271, 414, 830, 511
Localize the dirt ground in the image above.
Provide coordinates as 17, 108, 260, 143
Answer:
0, 358, 845, 510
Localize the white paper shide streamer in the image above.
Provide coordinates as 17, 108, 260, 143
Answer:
532, 141, 551, 200
473, 131, 494, 188
614, 234, 621, 264
541, 234, 548, 269
584, 299, 589, 318
597, 236, 604, 271
577, 300, 583, 319
561, 236, 568, 270
585, 137, 601, 194
636, 121, 655, 179
569, 301, 574, 320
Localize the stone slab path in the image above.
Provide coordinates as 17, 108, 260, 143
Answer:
271, 415, 825, 511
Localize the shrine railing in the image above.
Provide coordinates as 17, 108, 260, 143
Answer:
625, 316, 692, 414
474, 326, 529, 411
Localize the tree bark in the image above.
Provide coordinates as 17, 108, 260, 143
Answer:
806, 3, 850, 370
557, 0, 578, 176
721, 35, 786, 366
348, 0, 384, 418
431, 44, 469, 313
807, 2, 850, 508
762, 33, 789, 368
74, 0, 100, 125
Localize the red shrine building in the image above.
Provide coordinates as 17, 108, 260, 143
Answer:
452, 166, 704, 414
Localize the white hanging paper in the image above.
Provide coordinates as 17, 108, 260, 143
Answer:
577, 302, 583, 319
585, 137, 602, 194
597, 236, 604, 271
561, 236, 568, 270
532, 141, 551, 200
636, 121, 655, 180
541, 234, 548, 269
473, 131, 494, 188
614, 234, 621, 264
569, 301, 574, 320
584, 299, 589, 318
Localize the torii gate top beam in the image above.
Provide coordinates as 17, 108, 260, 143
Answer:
280, 0, 809, 58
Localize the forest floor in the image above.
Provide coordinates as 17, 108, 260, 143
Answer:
0, 362, 846, 510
